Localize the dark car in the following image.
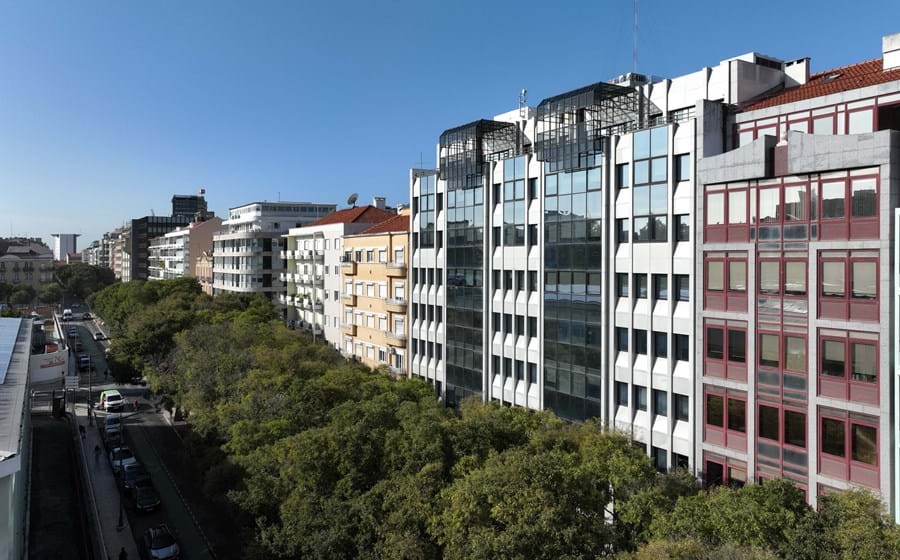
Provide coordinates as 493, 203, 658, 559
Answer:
82, 312, 92, 320
131, 482, 161, 512
144, 524, 180, 559
102, 431, 123, 451
78, 355, 91, 372
119, 463, 150, 490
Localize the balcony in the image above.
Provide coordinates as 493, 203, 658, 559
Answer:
385, 261, 406, 278
299, 299, 324, 313
341, 293, 357, 305
341, 259, 356, 275
341, 322, 357, 335
384, 298, 407, 313
385, 330, 407, 347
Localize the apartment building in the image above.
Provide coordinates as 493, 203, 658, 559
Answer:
50, 233, 79, 262
213, 201, 336, 304
124, 215, 191, 281
283, 203, 395, 348
695, 32, 900, 514
339, 211, 409, 373
148, 217, 223, 281
0, 240, 54, 290
409, 51, 799, 473
195, 252, 214, 295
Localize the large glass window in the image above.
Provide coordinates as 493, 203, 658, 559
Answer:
852, 424, 877, 465
852, 343, 877, 383
851, 178, 876, 218
759, 261, 779, 294
758, 189, 780, 224
727, 330, 746, 363
728, 191, 746, 224
758, 405, 779, 441
727, 399, 746, 432
759, 334, 778, 368
851, 261, 876, 299
706, 394, 724, 427
784, 261, 806, 295
728, 261, 746, 292
707, 193, 725, 225
822, 182, 845, 219
821, 339, 845, 377
822, 261, 845, 297
707, 261, 724, 291
707, 327, 724, 360
784, 336, 806, 372
634, 127, 668, 242
822, 417, 845, 457
784, 410, 806, 448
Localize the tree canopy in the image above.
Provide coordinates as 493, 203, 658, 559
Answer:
58, 262, 116, 300
91, 278, 900, 560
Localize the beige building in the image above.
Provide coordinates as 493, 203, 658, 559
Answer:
340, 211, 409, 373
0, 240, 54, 291
195, 251, 214, 295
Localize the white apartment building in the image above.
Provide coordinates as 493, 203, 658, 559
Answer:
283, 203, 395, 349
409, 52, 795, 471
148, 217, 223, 281
50, 233, 79, 262
213, 202, 336, 307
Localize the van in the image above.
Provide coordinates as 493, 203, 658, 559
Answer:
100, 390, 125, 412
62, 309, 73, 321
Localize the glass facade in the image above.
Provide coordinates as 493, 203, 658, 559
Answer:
418, 175, 436, 248
543, 161, 603, 421
502, 157, 527, 246
445, 180, 485, 405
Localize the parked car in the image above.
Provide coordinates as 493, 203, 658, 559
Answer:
82, 312, 92, 320
100, 390, 125, 412
119, 463, 150, 490
109, 447, 137, 474
74, 341, 83, 352
78, 354, 91, 372
103, 431, 123, 451
93, 331, 105, 341
62, 309, 72, 321
144, 524, 180, 559
131, 482, 161, 512
103, 414, 122, 437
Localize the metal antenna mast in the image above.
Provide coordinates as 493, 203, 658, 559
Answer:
633, 0, 638, 74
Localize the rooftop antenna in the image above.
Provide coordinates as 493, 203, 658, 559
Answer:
519, 88, 527, 118
633, 0, 638, 74
347, 193, 359, 208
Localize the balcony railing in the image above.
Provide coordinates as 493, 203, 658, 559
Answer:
385, 261, 406, 277
384, 298, 407, 313
385, 330, 407, 347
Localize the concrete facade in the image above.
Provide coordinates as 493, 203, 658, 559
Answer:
148, 217, 223, 281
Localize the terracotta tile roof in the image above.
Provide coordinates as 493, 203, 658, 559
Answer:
358, 213, 408, 235
307, 205, 395, 227
745, 58, 900, 111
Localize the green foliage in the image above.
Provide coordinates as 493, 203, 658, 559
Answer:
9, 285, 36, 305
57, 262, 116, 300
37, 283, 63, 304
97, 282, 899, 560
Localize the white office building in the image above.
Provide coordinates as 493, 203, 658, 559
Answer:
50, 233, 79, 262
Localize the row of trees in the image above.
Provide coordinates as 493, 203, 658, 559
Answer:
90, 278, 900, 560
0, 262, 115, 309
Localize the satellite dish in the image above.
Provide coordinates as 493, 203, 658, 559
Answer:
347, 193, 359, 207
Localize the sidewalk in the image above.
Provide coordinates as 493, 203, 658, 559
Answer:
74, 404, 140, 560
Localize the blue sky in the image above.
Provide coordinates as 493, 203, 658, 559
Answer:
1, 0, 898, 246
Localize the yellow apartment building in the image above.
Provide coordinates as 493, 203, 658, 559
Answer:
340, 211, 409, 374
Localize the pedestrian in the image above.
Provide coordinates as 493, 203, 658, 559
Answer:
104, 368, 109, 380
79, 425, 86, 440
93, 444, 101, 465
118, 547, 128, 560
133, 398, 139, 411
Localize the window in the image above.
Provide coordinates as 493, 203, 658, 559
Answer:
616, 163, 630, 189
852, 424, 877, 465
728, 330, 746, 363
653, 275, 668, 300
675, 154, 690, 182
784, 410, 806, 448
759, 261, 779, 294
652, 447, 667, 472
821, 417, 845, 457
707, 261, 724, 291
784, 336, 806, 373
852, 261, 876, 299
616, 219, 629, 243
675, 214, 689, 241
634, 386, 647, 411
653, 331, 668, 359
653, 389, 668, 417
727, 398, 746, 433
785, 261, 807, 295
674, 275, 689, 302
822, 182, 845, 219
821, 339, 845, 377
728, 191, 747, 224
634, 329, 647, 355
674, 334, 689, 361
616, 327, 629, 352
674, 394, 689, 421
822, 261, 845, 297
706, 192, 725, 225
706, 328, 724, 360
758, 334, 778, 368
728, 261, 746, 292
616, 273, 629, 297
851, 178, 876, 218
616, 382, 629, 407
852, 343, 876, 383
635, 275, 648, 298
758, 405, 779, 441
706, 394, 724, 427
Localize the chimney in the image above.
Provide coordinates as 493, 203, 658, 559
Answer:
784, 58, 810, 87
884, 32, 900, 71
372, 196, 386, 210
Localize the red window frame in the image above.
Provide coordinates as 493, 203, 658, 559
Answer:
704, 187, 749, 243
757, 329, 781, 371
817, 332, 879, 405
818, 411, 879, 489
818, 253, 878, 322
782, 333, 808, 376
703, 387, 747, 452
704, 321, 747, 381
704, 253, 747, 312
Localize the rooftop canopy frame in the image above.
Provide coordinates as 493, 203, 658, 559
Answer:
535, 81, 644, 171
439, 119, 522, 190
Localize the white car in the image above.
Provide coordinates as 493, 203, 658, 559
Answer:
93, 331, 105, 341
109, 447, 137, 474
